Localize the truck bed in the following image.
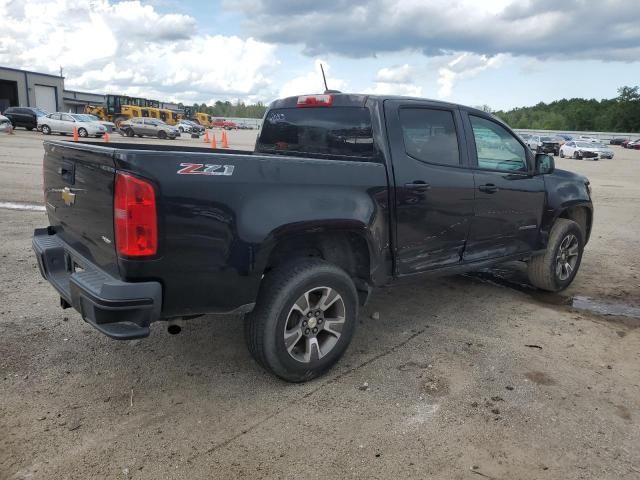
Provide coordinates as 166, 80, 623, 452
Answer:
41, 139, 389, 318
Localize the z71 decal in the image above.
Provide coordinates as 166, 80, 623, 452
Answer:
177, 163, 235, 176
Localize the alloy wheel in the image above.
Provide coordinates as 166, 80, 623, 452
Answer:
283, 286, 346, 363
555, 234, 579, 281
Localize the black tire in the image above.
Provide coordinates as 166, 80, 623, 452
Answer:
78, 128, 88, 138
26, 126, 34, 131
41, 125, 51, 135
125, 128, 134, 138
245, 258, 358, 382
137, 134, 143, 138
158, 130, 167, 139
559, 150, 564, 158
573, 151, 580, 159
527, 218, 584, 292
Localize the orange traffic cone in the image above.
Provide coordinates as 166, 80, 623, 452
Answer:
221, 130, 229, 148
211, 132, 217, 149
203, 129, 210, 143
103, 131, 110, 143
72, 127, 79, 142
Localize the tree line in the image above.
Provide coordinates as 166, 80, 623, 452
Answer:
192, 100, 267, 119
493, 86, 640, 132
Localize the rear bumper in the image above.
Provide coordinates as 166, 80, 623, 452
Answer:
33, 227, 162, 340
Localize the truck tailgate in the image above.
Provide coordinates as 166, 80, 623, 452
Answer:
43, 141, 118, 276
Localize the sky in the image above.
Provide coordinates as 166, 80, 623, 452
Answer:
1, 0, 639, 110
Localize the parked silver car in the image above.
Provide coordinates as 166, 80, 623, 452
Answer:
119, 117, 179, 139
38, 113, 105, 137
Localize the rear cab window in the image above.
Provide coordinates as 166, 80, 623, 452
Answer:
398, 108, 461, 166
256, 106, 375, 160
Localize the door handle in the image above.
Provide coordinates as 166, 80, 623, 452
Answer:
404, 181, 431, 191
478, 184, 498, 194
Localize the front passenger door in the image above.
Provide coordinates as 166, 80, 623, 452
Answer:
463, 113, 546, 262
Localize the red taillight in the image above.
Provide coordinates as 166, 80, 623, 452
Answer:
114, 172, 157, 257
296, 94, 333, 107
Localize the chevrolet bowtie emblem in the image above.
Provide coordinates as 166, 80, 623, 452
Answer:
61, 187, 76, 206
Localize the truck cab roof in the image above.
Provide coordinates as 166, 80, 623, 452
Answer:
268, 93, 501, 123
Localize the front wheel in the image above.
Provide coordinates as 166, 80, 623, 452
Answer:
78, 128, 88, 138
527, 218, 584, 292
559, 150, 565, 158
158, 130, 167, 139
41, 125, 51, 135
244, 258, 358, 382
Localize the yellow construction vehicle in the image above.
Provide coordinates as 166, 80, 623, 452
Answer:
183, 106, 210, 127
84, 95, 151, 127
195, 112, 210, 126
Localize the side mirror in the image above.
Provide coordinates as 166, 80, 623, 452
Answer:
535, 153, 555, 175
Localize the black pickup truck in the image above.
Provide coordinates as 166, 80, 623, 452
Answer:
33, 93, 593, 382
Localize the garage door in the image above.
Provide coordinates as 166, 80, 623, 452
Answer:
34, 85, 56, 113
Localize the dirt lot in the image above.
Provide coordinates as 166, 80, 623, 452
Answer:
1, 129, 639, 479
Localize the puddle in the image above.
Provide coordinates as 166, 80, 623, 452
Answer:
464, 266, 640, 327
572, 296, 640, 320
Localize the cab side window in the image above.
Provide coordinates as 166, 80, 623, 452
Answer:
398, 108, 460, 166
469, 115, 527, 172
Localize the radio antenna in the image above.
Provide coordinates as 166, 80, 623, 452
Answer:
320, 63, 329, 92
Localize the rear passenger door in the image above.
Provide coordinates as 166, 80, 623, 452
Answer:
385, 100, 475, 274
461, 112, 545, 261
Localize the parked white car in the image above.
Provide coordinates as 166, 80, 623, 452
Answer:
577, 135, 600, 143
38, 113, 106, 137
559, 141, 614, 160
0, 114, 11, 131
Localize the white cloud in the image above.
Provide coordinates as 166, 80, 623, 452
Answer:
374, 64, 414, 84
364, 64, 421, 96
278, 60, 347, 98
437, 53, 507, 97
364, 82, 422, 97
0, 0, 277, 103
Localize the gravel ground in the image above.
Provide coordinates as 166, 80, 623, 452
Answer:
1, 130, 639, 479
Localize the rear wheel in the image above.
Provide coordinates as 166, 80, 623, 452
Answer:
26, 126, 34, 131
245, 258, 358, 382
528, 218, 584, 292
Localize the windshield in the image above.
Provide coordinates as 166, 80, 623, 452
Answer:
71, 114, 90, 122
541, 136, 554, 142
83, 114, 100, 121
575, 142, 594, 148
33, 108, 48, 117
